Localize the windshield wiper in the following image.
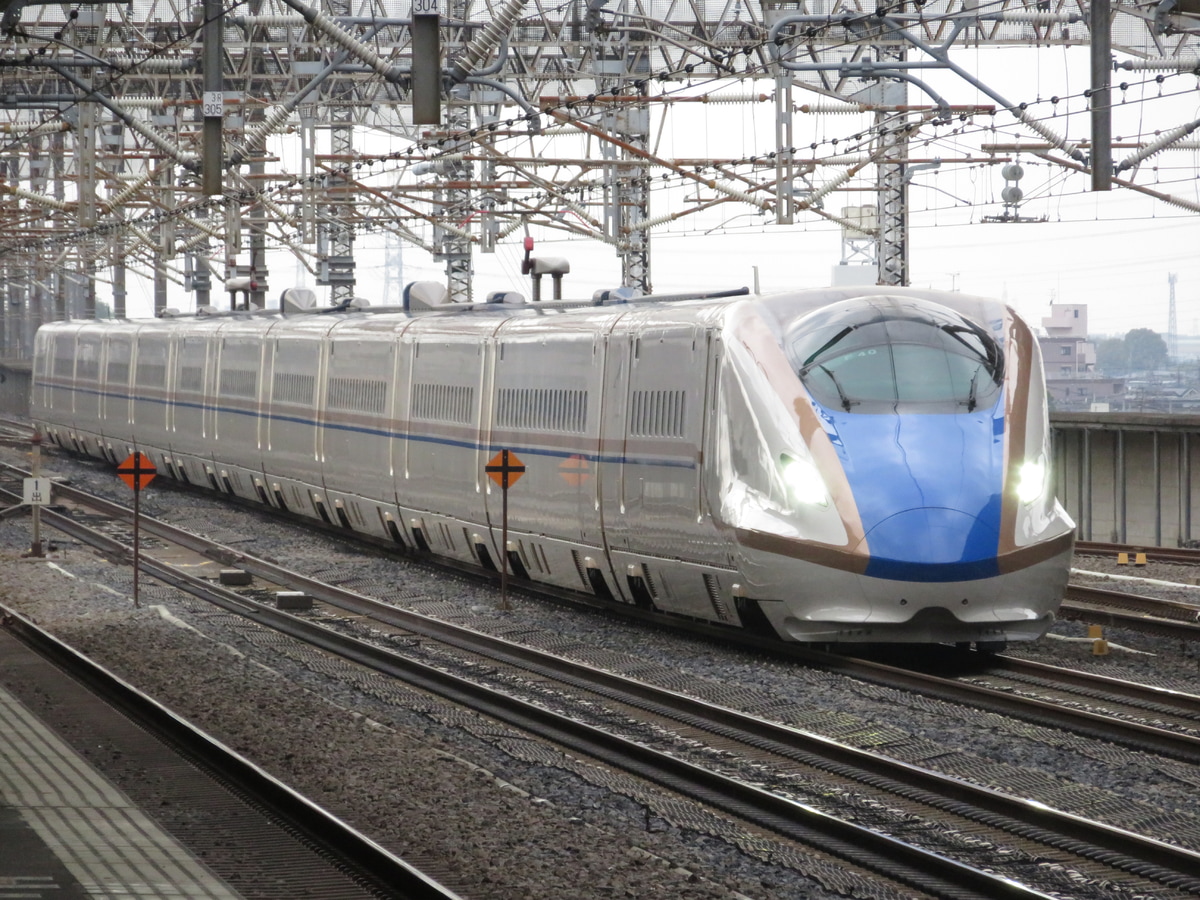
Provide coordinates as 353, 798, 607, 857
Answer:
819, 365, 856, 412
800, 326, 855, 371
966, 369, 979, 412
941, 323, 1004, 383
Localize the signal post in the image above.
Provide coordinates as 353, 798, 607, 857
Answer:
485, 449, 525, 610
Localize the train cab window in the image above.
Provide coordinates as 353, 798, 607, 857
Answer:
785, 296, 1004, 414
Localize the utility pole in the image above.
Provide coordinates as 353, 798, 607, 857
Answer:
876, 42, 909, 287
201, 0, 224, 196
590, 0, 652, 294
1090, 0, 1113, 191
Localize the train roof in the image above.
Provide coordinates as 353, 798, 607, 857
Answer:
35, 285, 1017, 341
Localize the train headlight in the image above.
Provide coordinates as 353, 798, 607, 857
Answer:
780, 454, 829, 506
1016, 457, 1047, 504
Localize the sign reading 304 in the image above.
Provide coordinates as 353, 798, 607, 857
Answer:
412, 0, 439, 14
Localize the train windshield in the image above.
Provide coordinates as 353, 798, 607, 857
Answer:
785, 296, 1004, 414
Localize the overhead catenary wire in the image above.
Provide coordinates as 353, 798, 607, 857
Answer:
1, 0, 1197, 275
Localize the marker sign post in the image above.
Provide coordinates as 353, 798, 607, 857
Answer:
485, 449, 525, 610
24, 432, 48, 558
117, 452, 156, 608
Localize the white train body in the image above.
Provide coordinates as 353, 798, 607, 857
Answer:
30, 287, 1075, 645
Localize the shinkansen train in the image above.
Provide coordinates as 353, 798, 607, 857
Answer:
30, 285, 1075, 647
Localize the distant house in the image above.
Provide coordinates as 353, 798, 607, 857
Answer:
1044, 376, 1126, 411
1036, 304, 1123, 411
1039, 304, 1096, 378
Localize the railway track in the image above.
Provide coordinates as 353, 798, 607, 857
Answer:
1076, 540, 1200, 566
5, 465, 1200, 896
1060, 583, 1200, 639
0, 604, 465, 900
5, 452, 1200, 744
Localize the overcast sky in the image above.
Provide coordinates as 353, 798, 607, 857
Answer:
120, 44, 1200, 338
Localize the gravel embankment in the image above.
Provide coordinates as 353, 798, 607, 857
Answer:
4, 447, 1200, 899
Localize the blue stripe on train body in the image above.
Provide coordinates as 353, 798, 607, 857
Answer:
816, 393, 1007, 582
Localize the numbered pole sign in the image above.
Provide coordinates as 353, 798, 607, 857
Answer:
23, 477, 51, 506
203, 91, 224, 118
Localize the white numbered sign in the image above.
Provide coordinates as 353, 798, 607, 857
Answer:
413, 0, 439, 15
23, 477, 51, 506
203, 91, 224, 118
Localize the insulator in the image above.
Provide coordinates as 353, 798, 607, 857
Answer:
106, 56, 192, 72
105, 171, 155, 211
118, 97, 170, 110
631, 208, 687, 232
987, 12, 1076, 25
705, 179, 771, 209
1118, 119, 1200, 171
796, 103, 868, 114
452, 0, 528, 81
1158, 192, 1200, 215
1011, 106, 1080, 161
0, 122, 71, 137
700, 94, 772, 104
298, 6, 400, 83
806, 165, 856, 207
242, 105, 294, 149
229, 15, 306, 27
6, 186, 73, 212
1001, 163, 1024, 181
1001, 185, 1023, 203
1116, 58, 1200, 71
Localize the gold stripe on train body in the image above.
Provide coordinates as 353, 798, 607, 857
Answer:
735, 526, 1072, 578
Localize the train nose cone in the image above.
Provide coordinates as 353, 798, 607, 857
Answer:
859, 507, 1000, 582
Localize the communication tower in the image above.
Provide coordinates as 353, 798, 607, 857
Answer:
1169, 273, 1179, 360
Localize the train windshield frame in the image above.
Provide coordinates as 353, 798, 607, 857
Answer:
784, 296, 1005, 414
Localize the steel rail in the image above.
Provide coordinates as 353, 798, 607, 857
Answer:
0, 604, 466, 900
1065, 582, 1200, 621
865, 639, 1200, 721
801, 643, 1200, 765
7, 476, 1200, 894
964, 652, 1200, 720
1058, 601, 1200, 639
1076, 541, 1200, 566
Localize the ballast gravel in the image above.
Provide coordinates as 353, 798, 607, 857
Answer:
5, 446, 1200, 899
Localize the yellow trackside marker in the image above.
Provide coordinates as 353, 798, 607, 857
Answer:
1134, 552, 1148, 566
1117, 552, 1129, 565
1088, 624, 1109, 656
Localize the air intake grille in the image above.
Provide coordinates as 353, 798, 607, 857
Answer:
630, 389, 686, 438
328, 377, 387, 413
412, 383, 474, 424
496, 387, 587, 433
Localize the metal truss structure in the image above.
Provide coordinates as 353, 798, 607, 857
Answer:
1, 0, 1199, 351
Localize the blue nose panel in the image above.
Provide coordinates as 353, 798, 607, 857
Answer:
814, 397, 1005, 582
861, 507, 1001, 582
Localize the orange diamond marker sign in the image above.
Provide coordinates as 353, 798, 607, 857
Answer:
117, 452, 156, 491
559, 454, 591, 486
486, 449, 525, 489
